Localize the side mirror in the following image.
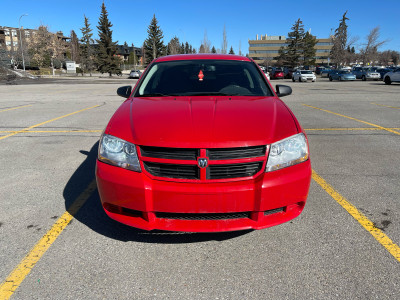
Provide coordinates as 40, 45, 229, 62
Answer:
276, 85, 292, 97
117, 86, 132, 98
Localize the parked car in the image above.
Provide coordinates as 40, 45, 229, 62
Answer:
329, 70, 356, 81
352, 67, 380, 81
315, 66, 328, 75
129, 69, 141, 79
96, 54, 311, 232
270, 68, 284, 79
320, 69, 334, 78
374, 68, 392, 79
283, 68, 294, 79
383, 68, 400, 84
263, 70, 270, 81
292, 70, 316, 82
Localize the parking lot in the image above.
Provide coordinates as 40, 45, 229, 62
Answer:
0, 77, 399, 299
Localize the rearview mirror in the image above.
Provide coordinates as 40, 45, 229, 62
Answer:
276, 85, 292, 97
117, 86, 132, 98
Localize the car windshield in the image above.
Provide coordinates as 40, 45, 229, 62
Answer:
135, 60, 272, 97
300, 71, 313, 74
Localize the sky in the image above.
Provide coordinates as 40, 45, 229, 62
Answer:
1, 0, 399, 54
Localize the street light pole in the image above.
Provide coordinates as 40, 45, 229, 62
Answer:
19, 14, 28, 72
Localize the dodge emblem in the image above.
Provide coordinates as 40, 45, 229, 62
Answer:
198, 158, 208, 168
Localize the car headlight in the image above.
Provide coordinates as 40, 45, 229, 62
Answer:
98, 134, 141, 172
266, 133, 309, 172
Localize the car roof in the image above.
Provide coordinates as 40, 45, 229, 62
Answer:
154, 54, 252, 63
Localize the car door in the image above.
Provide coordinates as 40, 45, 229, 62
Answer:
393, 69, 400, 81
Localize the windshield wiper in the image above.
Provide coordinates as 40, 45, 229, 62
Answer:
139, 93, 177, 97
184, 92, 240, 96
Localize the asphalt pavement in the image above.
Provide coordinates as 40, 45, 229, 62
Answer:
0, 76, 399, 299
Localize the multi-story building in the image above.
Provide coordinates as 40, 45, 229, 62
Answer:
0, 26, 35, 52
248, 34, 333, 65
0, 26, 69, 52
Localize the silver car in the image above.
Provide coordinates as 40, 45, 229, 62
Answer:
129, 70, 141, 79
352, 67, 380, 81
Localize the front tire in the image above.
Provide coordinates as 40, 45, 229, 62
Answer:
329, 76, 333, 81
299, 77, 302, 82
339, 76, 342, 81
362, 75, 366, 81
292, 78, 295, 82
384, 76, 392, 85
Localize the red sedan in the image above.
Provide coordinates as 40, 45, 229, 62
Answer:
96, 54, 311, 232
271, 68, 285, 79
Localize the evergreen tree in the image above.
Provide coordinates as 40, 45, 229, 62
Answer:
211, 46, 217, 53
185, 42, 190, 54
80, 15, 95, 75
302, 32, 317, 66
229, 46, 235, 54
144, 14, 166, 64
275, 46, 288, 66
180, 42, 185, 54
330, 11, 349, 66
285, 18, 305, 67
128, 43, 138, 66
96, 3, 120, 76
167, 36, 180, 55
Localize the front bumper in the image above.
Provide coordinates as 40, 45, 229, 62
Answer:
301, 76, 316, 81
96, 160, 312, 232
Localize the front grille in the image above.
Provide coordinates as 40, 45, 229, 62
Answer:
208, 162, 263, 179
208, 146, 266, 160
140, 145, 266, 181
143, 162, 199, 179
140, 146, 198, 160
156, 212, 250, 220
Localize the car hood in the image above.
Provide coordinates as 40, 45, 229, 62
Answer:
106, 96, 299, 148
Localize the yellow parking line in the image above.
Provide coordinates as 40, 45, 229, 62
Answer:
303, 104, 400, 136
305, 127, 399, 131
312, 170, 400, 262
0, 180, 97, 299
0, 105, 101, 141
0, 105, 32, 113
371, 103, 400, 109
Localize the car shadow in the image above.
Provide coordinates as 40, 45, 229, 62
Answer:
368, 82, 400, 86
63, 141, 252, 244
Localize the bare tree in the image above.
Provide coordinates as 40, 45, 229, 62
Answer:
49, 33, 67, 75
360, 26, 387, 65
222, 24, 227, 54
199, 30, 211, 53
28, 25, 52, 68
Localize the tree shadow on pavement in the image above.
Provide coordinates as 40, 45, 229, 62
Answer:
63, 141, 251, 244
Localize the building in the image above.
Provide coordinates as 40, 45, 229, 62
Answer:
0, 26, 69, 53
0, 26, 34, 53
115, 44, 142, 63
248, 34, 333, 65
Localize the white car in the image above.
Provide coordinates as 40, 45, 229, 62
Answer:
292, 70, 316, 82
263, 70, 270, 80
383, 68, 400, 85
